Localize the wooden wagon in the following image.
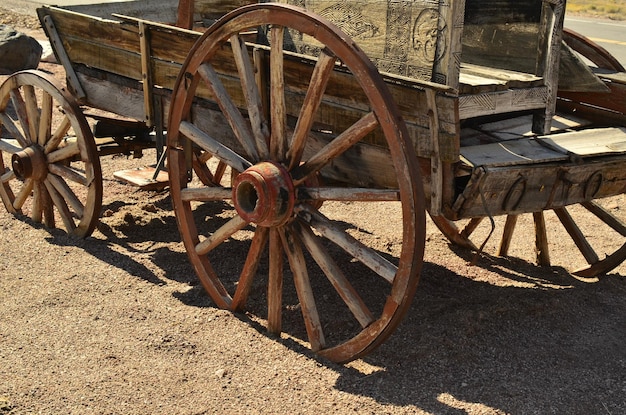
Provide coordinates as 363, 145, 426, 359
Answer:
0, 0, 625, 362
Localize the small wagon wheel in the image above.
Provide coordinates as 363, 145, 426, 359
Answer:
168, 3, 425, 362
0, 70, 102, 237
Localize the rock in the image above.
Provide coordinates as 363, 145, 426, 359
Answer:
0, 24, 42, 74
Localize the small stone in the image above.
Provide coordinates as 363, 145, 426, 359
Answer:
215, 369, 226, 378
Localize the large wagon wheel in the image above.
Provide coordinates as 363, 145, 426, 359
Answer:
168, 4, 425, 362
0, 70, 102, 237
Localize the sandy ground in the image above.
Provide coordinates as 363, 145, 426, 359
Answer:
1, 5, 625, 415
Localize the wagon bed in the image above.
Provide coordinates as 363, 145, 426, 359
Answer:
1, 0, 625, 362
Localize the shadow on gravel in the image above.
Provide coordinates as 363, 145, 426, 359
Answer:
34, 197, 626, 414
331, 261, 626, 414
42, 194, 198, 286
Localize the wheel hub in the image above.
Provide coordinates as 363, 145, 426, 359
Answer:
12, 146, 47, 181
233, 161, 295, 227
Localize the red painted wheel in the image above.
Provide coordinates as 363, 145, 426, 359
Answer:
168, 4, 425, 362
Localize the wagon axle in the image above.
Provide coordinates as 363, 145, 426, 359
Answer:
12, 146, 47, 181
232, 161, 295, 227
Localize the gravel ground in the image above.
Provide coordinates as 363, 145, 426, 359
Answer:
1, 5, 625, 415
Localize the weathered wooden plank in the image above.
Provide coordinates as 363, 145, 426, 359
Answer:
275, 0, 459, 85
461, 138, 568, 168
452, 155, 626, 219
459, 73, 508, 94
538, 127, 626, 157
194, 0, 257, 20
458, 86, 548, 119
461, 64, 543, 89
41, 7, 141, 54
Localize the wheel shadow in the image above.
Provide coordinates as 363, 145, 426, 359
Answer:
328, 261, 626, 414
42, 192, 233, 287
33, 194, 626, 414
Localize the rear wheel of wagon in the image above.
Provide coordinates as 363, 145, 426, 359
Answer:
431, 200, 626, 277
431, 30, 626, 278
167, 4, 425, 362
0, 70, 102, 237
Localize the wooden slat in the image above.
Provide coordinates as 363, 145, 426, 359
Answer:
461, 138, 568, 168
461, 63, 543, 91
538, 127, 626, 158
459, 86, 548, 119
453, 155, 626, 219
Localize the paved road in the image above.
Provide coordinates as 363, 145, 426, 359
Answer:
565, 16, 626, 65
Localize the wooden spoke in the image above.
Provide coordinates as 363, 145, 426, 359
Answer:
47, 173, 85, 218
9, 89, 32, 144
38, 90, 53, 146
430, 215, 479, 250
1, 170, 15, 183
292, 112, 378, 185
582, 201, 626, 236
44, 178, 76, 233
46, 142, 80, 164
32, 183, 43, 223
44, 116, 71, 154
269, 26, 286, 161
287, 50, 337, 170
181, 186, 232, 202
39, 182, 55, 228
0, 138, 21, 154
0, 113, 29, 148
198, 63, 259, 162
267, 228, 283, 334
232, 226, 269, 311
179, 120, 252, 173
498, 214, 518, 256
47, 163, 89, 187
298, 205, 397, 283
192, 151, 229, 186
533, 212, 550, 266
13, 179, 34, 211
23, 85, 40, 143
461, 217, 483, 239
298, 187, 399, 202
279, 226, 326, 351
554, 207, 599, 265
0, 181, 17, 213
230, 34, 269, 159
296, 221, 374, 328
195, 215, 248, 256
437, 202, 626, 277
